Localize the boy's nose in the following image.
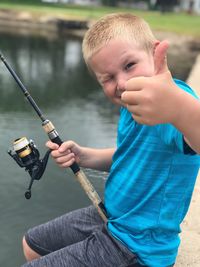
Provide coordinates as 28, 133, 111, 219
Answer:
117, 77, 126, 92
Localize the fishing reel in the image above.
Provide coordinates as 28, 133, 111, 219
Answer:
8, 137, 51, 199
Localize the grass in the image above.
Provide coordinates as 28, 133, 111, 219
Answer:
0, 1, 200, 37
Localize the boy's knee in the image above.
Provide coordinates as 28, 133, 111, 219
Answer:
22, 236, 41, 261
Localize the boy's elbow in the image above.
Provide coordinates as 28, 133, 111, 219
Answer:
184, 137, 200, 155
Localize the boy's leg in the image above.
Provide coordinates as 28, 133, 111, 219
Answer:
22, 205, 140, 267
23, 236, 40, 261
23, 205, 104, 257
22, 225, 139, 267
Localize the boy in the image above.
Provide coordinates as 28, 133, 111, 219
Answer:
22, 13, 200, 267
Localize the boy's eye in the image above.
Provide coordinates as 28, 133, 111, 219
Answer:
102, 76, 114, 84
125, 62, 134, 71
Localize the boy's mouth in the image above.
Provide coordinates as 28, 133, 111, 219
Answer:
116, 90, 125, 98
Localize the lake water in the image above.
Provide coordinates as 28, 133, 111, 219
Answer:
0, 32, 194, 266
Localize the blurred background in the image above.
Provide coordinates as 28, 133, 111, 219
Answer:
0, 1, 199, 266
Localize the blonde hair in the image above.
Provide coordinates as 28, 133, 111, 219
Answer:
82, 13, 156, 64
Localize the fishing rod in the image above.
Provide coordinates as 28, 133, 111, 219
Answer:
0, 51, 107, 222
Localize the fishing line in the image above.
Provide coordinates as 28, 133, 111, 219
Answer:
0, 51, 107, 222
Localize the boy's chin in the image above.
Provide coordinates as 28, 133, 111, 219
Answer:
119, 101, 127, 108
113, 101, 123, 107
111, 98, 124, 107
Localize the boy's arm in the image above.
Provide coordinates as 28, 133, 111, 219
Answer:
122, 72, 200, 154
121, 40, 200, 154
170, 90, 200, 154
80, 147, 115, 171
46, 140, 115, 172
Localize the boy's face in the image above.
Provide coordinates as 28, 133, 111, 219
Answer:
89, 39, 156, 106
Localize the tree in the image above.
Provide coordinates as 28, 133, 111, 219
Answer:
101, 0, 118, 6
188, 0, 194, 14
155, 0, 178, 13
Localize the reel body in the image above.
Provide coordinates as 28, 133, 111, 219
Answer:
8, 137, 50, 199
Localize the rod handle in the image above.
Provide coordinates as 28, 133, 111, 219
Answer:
42, 120, 80, 173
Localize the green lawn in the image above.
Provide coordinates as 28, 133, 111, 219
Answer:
0, 1, 200, 37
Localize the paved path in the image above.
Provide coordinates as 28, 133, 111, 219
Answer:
176, 173, 200, 266
176, 54, 200, 267
187, 54, 200, 94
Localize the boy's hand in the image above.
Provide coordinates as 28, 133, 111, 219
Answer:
46, 140, 82, 168
121, 40, 181, 125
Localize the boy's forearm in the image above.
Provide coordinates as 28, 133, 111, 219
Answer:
172, 89, 200, 154
81, 147, 115, 172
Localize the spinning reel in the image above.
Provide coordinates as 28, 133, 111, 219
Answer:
8, 137, 51, 199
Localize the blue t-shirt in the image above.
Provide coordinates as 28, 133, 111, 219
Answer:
105, 79, 200, 266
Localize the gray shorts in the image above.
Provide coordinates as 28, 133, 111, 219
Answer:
22, 205, 143, 267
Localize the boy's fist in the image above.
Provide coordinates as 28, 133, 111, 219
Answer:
121, 40, 181, 125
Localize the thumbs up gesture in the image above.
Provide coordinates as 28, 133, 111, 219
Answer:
121, 40, 181, 125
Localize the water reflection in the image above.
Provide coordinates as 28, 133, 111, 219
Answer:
0, 33, 102, 112
64, 40, 82, 67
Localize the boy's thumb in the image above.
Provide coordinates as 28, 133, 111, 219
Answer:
154, 40, 169, 75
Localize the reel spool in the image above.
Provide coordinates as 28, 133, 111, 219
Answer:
8, 137, 50, 199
